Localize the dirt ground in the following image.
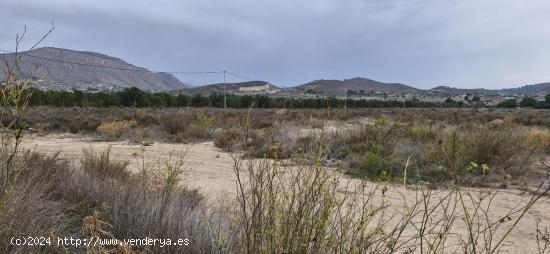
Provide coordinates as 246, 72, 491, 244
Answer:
22, 133, 237, 196
22, 133, 550, 253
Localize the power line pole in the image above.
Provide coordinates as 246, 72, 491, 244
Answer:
223, 70, 227, 109
344, 89, 348, 109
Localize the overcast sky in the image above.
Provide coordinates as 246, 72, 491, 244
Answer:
1, 0, 550, 88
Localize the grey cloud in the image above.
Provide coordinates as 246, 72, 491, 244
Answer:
1, 0, 550, 88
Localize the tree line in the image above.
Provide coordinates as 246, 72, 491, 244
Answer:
25, 87, 550, 109
25, 87, 452, 108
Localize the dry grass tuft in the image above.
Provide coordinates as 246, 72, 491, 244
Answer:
528, 127, 550, 152
81, 146, 130, 181
214, 128, 241, 151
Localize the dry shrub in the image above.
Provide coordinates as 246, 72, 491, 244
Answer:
0, 152, 71, 253
488, 118, 506, 129
537, 220, 550, 254
1, 146, 220, 253
188, 111, 214, 138
159, 112, 188, 135
264, 142, 287, 159
68, 148, 214, 253
133, 108, 157, 126
231, 152, 404, 253
96, 120, 137, 138
159, 111, 214, 140
463, 124, 535, 178
0, 42, 72, 253
423, 123, 539, 185
528, 127, 550, 152
334, 108, 349, 121
81, 146, 130, 181
403, 123, 439, 142
331, 121, 401, 179
25, 107, 129, 133
214, 128, 241, 151
247, 114, 274, 129
240, 123, 300, 160
82, 211, 134, 254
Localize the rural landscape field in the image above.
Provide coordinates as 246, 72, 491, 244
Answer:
2, 1, 550, 253
2, 105, 550, 253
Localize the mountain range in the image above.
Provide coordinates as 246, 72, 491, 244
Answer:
1, 47, 549, 97
0, 47, 188, 91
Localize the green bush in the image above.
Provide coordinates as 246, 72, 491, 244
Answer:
497, 99, 517, 108
520, 97, 537, 107
347, 150, 398, 180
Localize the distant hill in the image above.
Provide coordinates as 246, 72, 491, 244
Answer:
294, 77, 420, 96
429, 86, 497, 96
0, 47, 188, 91
184, 81, 281, 95
184, 78, 550, 98
498, 83, 550, 96
430, 83, 550, 96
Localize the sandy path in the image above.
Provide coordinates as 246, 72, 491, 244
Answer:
21, 133, 550, 253
22, 133, 237, 196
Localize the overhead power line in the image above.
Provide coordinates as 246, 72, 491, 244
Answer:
226, 71, 255, 81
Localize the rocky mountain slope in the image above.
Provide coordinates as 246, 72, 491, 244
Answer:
0, 47, 188, 91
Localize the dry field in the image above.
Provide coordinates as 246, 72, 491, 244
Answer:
19, 107, 550, 253
3, 107, 550, 253
18, 133, 550, 253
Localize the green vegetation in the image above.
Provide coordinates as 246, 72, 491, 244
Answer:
498, 94, 550, 108
520, 97, 538, 107
28, 87, 449, 108
24, 88, 550, 109
445, 96, 456, 104
497, 98, 517, 108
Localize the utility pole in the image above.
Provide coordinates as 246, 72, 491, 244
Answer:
344, 89, 348, 109
223, 70, 227, 109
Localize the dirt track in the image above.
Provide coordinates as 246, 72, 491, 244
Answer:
23, 133, 237, 196
22, 133, 550, 253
